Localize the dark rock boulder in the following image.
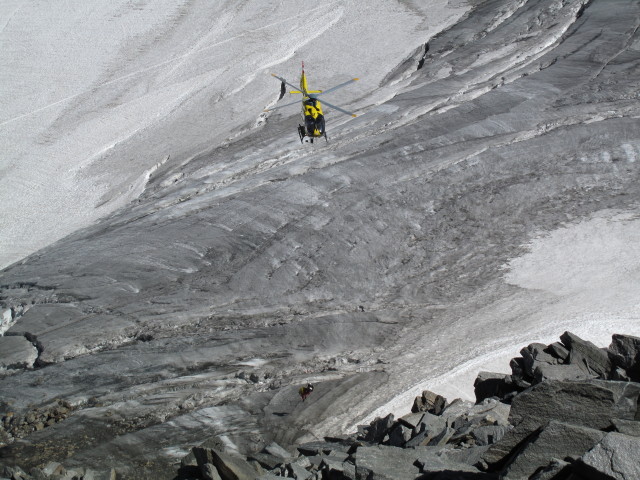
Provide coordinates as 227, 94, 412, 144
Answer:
388, 423, 413, 447
529, 458, 572, 480
501, 421, 605, 479
263, 441, 294, 460
438, 445, 492, 468
585, 379, 640, 421
532, 362, 595, 384
246, 452, 285, 470
398, 412, 425, 430
428, 426, 455, 447
353, 445, 422, 480
560, 331, 613, 379
520, 343, 558, 378
481, 380, 619, 470
411, 390, 447, 415
413, 447, 481, 474
470, 425, 510, 447
202, 463, 223, 480
256, 474, 285, 480
205, 449, 259, 480
404, 412, 448, 448
298, 440, 351, 456
360, 413, 395, 444
508, 380, 621, 430
545, 342, 570, 363
439, 398, 475, 422
509, 357, 529, 382
473, 372, 514, 403
287, 460, 313, 480
612, 418, 640, 437
608, 334, 640, 381
575, 432, 640, 480
508, 357, 533, 394
192, 436, 228, 467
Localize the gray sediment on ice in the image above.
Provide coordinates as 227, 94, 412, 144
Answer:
1, 0, 640, 478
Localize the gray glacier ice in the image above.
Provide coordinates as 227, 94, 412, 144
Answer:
1, 0, 640, 478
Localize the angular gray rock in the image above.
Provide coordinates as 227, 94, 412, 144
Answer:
438, 445, 491, 467
297, 440, 350, 456
501, 421, 605, 479
202, 463, 223, 480
411, 390, 447, 415
337, 461, 356, 480
192, 437, 228, 467
481, 380, 618, 469
388, 423, 412, 447
508, 381, 619, 431
361, 414, 395, 444
576, 432, 640, 480
560, 331, 613, 379
510, 357, 528, 380
529, 458, 571, 480
42, 461, 65, 476
287, 461, 312, 480
473, 371, 513, 403
289, 456, 312, 469
609, 334, 640, 381
545, 342, 570, 363
246, 452, 284, 470
428, 426, 455, 447
398, 412, 425, 430
256, 474, 284, 480
413, 447, 481, 474
353, 445, 422, 480
264, 441, 294, 460
471, 425, 510, 446
612, 418, 640, 437
520, 343, 558, 378
207, 449, 259, 480
404, 412, 448, 447
586, 379, 640, 421
533, 362, 595, 384
465, 398, 511, 427
84, 469, 118, 480
440, 398, 475, 421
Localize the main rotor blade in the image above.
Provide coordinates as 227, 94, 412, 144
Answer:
315, 78, 359, 97
320, 99, 357, 117
271, 73, 301, 94
264, 98, 300, 112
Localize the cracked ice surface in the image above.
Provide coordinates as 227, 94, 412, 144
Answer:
1, 0, 640, 477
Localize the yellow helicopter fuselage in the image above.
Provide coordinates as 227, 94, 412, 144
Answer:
267, 63, 358, 144
290, 69, 325, 137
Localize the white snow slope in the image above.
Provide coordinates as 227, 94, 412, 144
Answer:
1, 0, 640, 477
0, 0, 463, 269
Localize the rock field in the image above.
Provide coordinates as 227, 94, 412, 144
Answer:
3, 331, 639, 479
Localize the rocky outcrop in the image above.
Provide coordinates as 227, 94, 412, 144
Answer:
478, 331, 640, 478
3, 331, 639, 480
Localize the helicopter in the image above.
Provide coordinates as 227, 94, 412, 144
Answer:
265, 62, 359, 143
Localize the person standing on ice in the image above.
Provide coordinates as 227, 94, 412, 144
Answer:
299, 383, 314, 402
